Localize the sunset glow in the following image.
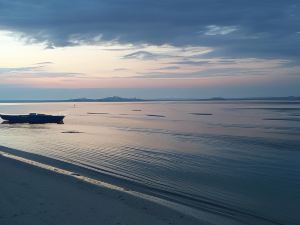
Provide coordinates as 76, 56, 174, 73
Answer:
0, 1, 299, 99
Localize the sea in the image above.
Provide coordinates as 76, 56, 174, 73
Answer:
0, 101, 299, 225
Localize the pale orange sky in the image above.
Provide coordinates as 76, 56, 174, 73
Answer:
0, 30, 297, 90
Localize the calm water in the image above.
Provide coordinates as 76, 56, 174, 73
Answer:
0, 101, 299, 225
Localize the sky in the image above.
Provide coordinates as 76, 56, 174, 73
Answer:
0, 0, 299, 99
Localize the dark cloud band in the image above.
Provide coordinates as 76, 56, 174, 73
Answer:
0, 0, 299, 60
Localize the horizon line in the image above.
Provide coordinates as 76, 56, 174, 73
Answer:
0, 96, 300, 103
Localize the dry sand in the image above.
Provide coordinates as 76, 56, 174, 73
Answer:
0, 153, 202, 225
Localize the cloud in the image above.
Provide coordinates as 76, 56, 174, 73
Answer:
121, 46, 211, 62
158, 66, 180, 70
113, 68, 129, 71
135, 68, 271, 79
0, 61, 55, 75
0, 66, 42, 74
204, 25, 238, 36
0, 64, 83, 78
134, 58, 300, 79
35, 61, 53, 65
12, 72, 83, 78
0, 0, 298, 61
122, 51, 159, 60
167, 60, 211, 66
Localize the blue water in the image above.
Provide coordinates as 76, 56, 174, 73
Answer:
0, 101, 299, 224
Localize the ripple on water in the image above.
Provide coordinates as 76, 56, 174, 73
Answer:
0, 101, 299, 225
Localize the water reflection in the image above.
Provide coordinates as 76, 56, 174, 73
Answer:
0, 101, 299, 225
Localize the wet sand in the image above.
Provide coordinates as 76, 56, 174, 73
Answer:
0, 153, 200, 225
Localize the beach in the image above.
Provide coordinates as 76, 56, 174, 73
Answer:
0, 152, 200, 225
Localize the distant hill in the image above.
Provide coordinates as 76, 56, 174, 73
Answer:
0, 96, 299, 103
68, 96, 145, 102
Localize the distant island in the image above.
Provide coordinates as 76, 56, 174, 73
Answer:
68, 96, 145, 102
68, 96, 300, 102
0, 96, 300, 103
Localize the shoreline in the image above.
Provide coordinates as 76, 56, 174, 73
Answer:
0, 146, 211, 220
0, 147, 204, 225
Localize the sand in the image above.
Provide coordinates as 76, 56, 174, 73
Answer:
0, 152, 202, 225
